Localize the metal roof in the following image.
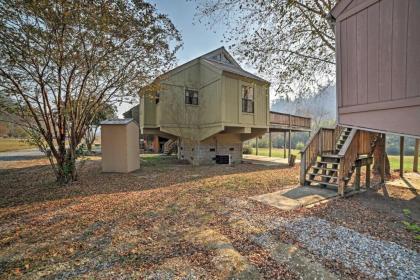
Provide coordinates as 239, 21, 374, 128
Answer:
100, 118, 134, 125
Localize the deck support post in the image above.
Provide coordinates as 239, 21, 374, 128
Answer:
283, 132, 286, 158
366, 163, 371, 188
300, 152, 306, 186
288, 129, 292, 160
256, 137, 259, 156
338, 177, 345, 197
354, 166, 361, 191
414, 139, 419, 173
380, 134, 386, 184
400, 136, 404, 178
269, 132, 272, 157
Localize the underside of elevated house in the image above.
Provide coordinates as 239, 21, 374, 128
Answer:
300, 0, 420, 196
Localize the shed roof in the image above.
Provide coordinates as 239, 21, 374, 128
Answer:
100, 118, 135, 125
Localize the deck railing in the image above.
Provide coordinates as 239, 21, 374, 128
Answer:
269, 111, 311, 130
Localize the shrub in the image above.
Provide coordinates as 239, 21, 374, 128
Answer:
295, 141, 305, 150
243, 146, 253, 154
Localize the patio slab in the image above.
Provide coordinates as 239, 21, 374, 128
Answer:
250, 186, 338, 210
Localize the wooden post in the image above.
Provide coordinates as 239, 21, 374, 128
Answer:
256, 137, 259, 156
366, 163, 371, 188
338, 167, 345, 197
414, 139, 419, 173
354, 166, 361, 191
288, 129, 292, 160
380, 134, 386, 184
300, 152, 306, 186
400, 136, 404, 178
283, 131, 286, 158
269, 132, 272, 157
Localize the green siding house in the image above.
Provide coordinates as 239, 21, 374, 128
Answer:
140, 47, 271, 165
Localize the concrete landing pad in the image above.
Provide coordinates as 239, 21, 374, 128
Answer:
250, 186, 338, 210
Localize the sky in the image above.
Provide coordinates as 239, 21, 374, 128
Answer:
117, 0, 228, 117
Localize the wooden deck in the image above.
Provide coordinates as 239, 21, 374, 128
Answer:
269, 111, 311, 132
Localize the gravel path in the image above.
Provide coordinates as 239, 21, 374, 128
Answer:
283, 217, 420, 280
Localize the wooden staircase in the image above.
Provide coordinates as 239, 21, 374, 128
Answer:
300, 125, 380, 196
305, 127, 352, 189
163, 139, 177, 155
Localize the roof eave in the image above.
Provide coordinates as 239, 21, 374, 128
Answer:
222, 70, 270, 85
330, 0, 353, 19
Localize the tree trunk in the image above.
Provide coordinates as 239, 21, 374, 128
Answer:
54, 147, 78, 185
85, 126, 98, 154
373, 135, 390, 176
86, 142, 92, 153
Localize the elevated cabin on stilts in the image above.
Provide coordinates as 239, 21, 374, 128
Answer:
301, 0, 420, 196
137, 47, 311, 165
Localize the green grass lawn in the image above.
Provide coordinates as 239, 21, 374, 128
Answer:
388, 155, 419, 172
0, 138, 34, 152
249, 147, 302, 159
248, 148, 419, 171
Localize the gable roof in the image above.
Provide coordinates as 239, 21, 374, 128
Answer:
161, 47, 269, 84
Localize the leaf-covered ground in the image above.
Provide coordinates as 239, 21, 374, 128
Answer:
0, 155, 418, 279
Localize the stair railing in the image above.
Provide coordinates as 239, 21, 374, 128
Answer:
163, 139, 176, 154
300, 126, 338, 185
337, 129, 359, 196
334, 125, 345, 147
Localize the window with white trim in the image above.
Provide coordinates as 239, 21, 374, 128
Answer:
185, 89, 198, 105
241, 86, 254, 113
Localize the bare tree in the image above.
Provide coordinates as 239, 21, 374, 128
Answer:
84, 103, 116, 153
0, 0, 182, 183
193, 0, 337, 98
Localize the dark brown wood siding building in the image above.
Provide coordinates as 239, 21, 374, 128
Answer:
331, 0, 420, 138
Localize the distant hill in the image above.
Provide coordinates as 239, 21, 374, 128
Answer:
271, 84, 337, 128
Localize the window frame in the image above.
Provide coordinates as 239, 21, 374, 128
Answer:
155, 92, 160, 104
185, 88, 199, 105
241, 85, 254, 113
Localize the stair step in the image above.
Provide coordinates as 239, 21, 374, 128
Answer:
322, 154, 341, 158
318, 161, 340, 165
306, 179, 338, 188
312, 166, 338, 172
308, 173, 338, 179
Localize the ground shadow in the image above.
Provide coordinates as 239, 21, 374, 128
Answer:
0, 155, 297, 208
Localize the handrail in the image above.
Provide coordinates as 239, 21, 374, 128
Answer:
337, 129, 359, 195
337, 129, 358, 157
269, 110, 311, 120
300, 125, 341, 185
301, 127, 321, 152
269, 111, 311, 129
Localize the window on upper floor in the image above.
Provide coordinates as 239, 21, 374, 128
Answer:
241, 86, 254, 113
185, 89, 198, 105
155, 92, 160, 104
